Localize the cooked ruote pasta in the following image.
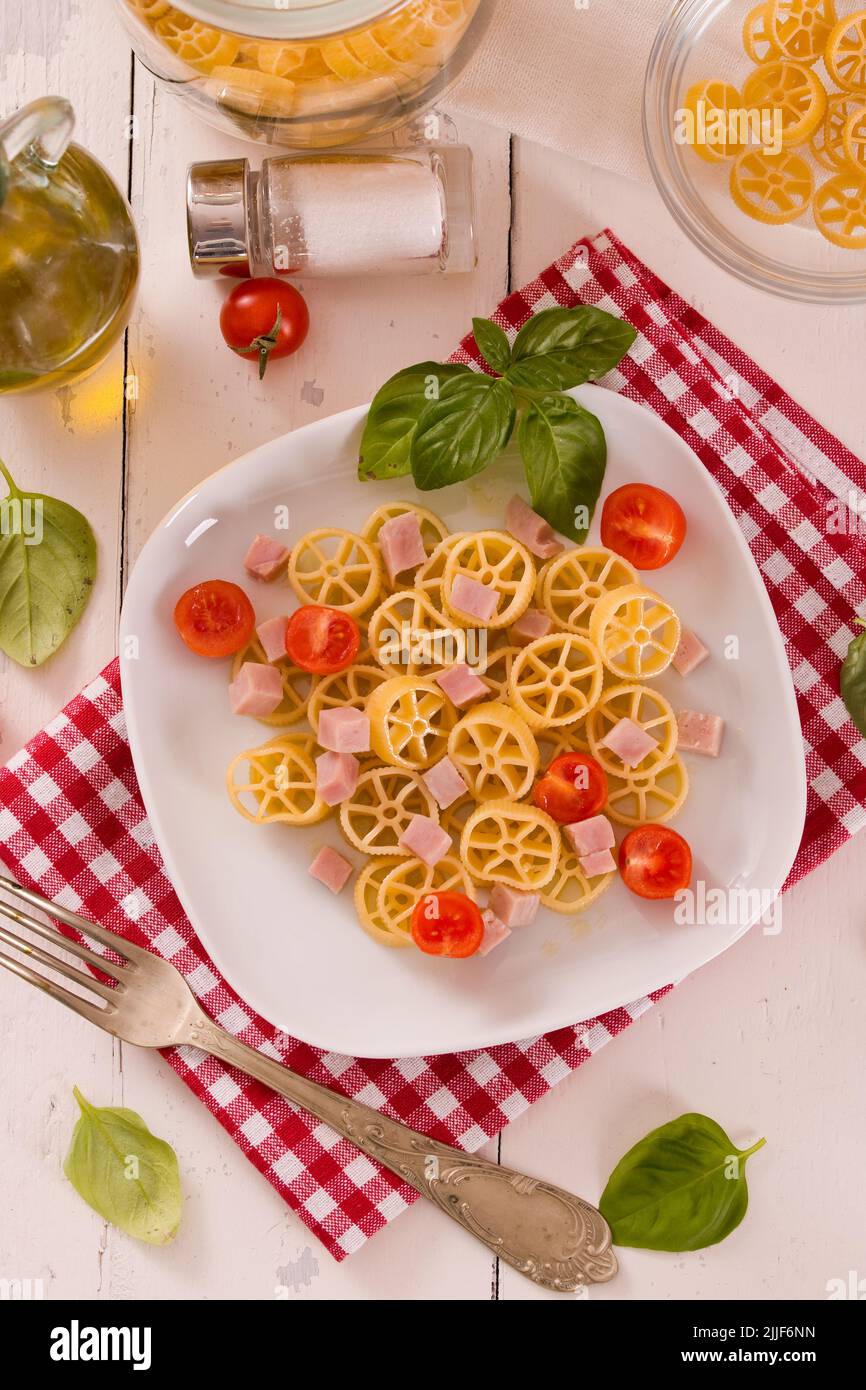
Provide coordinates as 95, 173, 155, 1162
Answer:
367, 675, 457, 770
589, 583, 681, 680
586, 683, 679, 777
442, 531, 536, 629
339, 765, 438, 855
360, 854, 476, 948
361, 503, 449, 596
605, 756, 690, 827
447, 701, 539, 802
307, 663, 387, 734
537, 547, 638, 638
539, 849, 616, 915
508, 633, 604, 731
460, 799, 560, 891
367, 587, 467, 676
231, 637, 314, 728
227, 734, 328, 826
288, 528, 382, 616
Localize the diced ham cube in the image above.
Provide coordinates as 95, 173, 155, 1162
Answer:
488, 884, 540, 928
601, 716, 658, 769
435, 662, 488, 708
308, 846, 353, 895
579, 848, 617, 878
256, 615, 289, 664
673, 628, 709, 678
478, 910, 512, 957
229, 662, 283, 717
379, 512, 427, 583
315, 751, 360, 806
565, 815, 615, 857
244, 533, 290, 582
505, 495, 564, 560
677, 710, 724, 757
398, 814, 451, 867
510, 608, 553, 645
449, 574, 499, 623
318, 707, 370, 754
422, 756, 469, 809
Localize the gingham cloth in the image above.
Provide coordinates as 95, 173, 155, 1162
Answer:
1, 231, 863, 1261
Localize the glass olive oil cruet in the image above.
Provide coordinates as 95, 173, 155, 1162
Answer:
0, 97, 139, 394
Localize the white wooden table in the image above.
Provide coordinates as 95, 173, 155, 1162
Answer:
2, 4, 865, 1302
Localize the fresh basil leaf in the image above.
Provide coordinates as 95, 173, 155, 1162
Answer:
507, 307, 637, 391
518, 393, 606, 543
472, 316, 511, 375
358, 362, 471, 481
599, 1112, 766, 1252
63, 1088, 182, 1246
411, 374, 516, 491
841, 618, 866, 738
0, 459, 97, 668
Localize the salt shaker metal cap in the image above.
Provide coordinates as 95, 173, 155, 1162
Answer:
186, 158, 255, 277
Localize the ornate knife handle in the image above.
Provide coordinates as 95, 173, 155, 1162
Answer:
191, 1015, 618, 1293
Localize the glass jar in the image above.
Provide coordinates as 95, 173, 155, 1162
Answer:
114, 0, 493, 149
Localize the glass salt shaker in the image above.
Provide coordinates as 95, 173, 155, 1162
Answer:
186, 146, 475, 279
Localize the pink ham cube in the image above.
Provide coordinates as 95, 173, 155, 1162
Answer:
510, 608, 553, 645
257, 615, 289, 664
677, 710, 724, 757
449, 574, 499, 624
435, 662, 488, 708
565, 815, 615, 857
399, 814, 451, 867
422, 756, 469, 809
308, 846, 353, 895
244, 533, 290, 582
673, 628, 709, 677
315, 752, 360, 806
229, 662, 283, 717
478, 910, 512, 957
579, 848, 617, 878
488, 884, 540, 928
601, 717, 658, 769
379, 512, 427, 583
318, 706, 370, 754
505, 495, 564, 560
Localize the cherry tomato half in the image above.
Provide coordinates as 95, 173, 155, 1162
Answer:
601, 483, 687, 570
285, 605, 360, 675
220, 278, 310, 380
411, 891, 485, 959
534, 753, 608, 824
618, 825, 693, 901
173, 579, 256, 659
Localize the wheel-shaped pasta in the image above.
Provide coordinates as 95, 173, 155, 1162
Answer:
447, 701, 539, 802
361, 503, 449, 593
539, 849, 616, 915
605, 755, 689, 827
586, 682, 678, 776
369, 853, 476, 947
538, 547, 638, 638
307, 663, 387, 734
442, 531, 535, 629
589, 583, 680, 680
366, 675, 457, 770
153, 11, 241, 72
339, 765, 437, 856
508, 633, 603, 731
367, 588, 466, 676
354, 857, 407, 948
288, 528, 382, 616
227, 735, 328, 826
231, 637, 313, 728
460, 798, 560, 891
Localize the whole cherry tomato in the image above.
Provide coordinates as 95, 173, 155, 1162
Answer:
220, 278, 310, 379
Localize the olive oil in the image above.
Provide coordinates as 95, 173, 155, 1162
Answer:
0, 140, 139, 394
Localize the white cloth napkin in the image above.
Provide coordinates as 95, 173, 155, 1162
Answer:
449, 0, 673, 179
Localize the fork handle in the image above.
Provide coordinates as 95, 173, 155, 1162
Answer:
187, 1015, 617, 1292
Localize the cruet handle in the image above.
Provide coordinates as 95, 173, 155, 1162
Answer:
0, 96, 75, 201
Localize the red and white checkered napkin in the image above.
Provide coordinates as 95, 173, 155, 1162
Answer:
1, 231, 864, 1261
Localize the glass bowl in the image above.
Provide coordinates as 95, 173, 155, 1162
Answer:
643, 0, 866, 303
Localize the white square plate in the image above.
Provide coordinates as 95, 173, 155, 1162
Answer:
120, 386, 806, 1058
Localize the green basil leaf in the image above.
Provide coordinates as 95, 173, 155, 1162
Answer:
0, 459, 97, 668
63, 1088, 182, 1246
411, 373, 516, 491
358, 362, 472, 480
840, 618, 866, 738
599, 1113, 766, 1252
472, 316, 511, 375
518, 393, 606, 543
508, 307, 637, 391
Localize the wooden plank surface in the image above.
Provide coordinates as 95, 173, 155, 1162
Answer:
1, 6, 865, 1302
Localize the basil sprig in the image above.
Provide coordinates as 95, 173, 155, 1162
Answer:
841, 617, 866, 738
358, 306, 636, 543
599, 1113, 766, 1252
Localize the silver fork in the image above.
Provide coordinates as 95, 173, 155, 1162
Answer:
0, 871, 617, 1292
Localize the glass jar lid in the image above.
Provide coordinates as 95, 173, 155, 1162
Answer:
176, 0, 410, 41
